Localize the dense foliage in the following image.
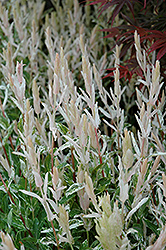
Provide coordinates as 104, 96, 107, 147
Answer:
87, 0, 166, 81
0, 0, 166, 250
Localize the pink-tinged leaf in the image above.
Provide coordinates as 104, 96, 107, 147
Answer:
33, 170, 43, 188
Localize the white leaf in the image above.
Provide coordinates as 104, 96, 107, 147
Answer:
44, 172, 48, 197
20, 189, 43, 203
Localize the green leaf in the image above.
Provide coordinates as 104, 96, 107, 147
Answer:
59, 193, 76, 205
56, 162, 68, 170
97, 177, 110, 186
0, 114, 9, 129
69, 219, 84, 230
33, 218, 40, 238
3, 143, 12, 168
7, 208, 13, 227
66, 183, 84, 197
93, 245, 103, 250
80, 239, 89, 250
91, 162, 106, 181
17, 114, 24, 132
133, 223, 144, 237
22, 237, 38, 250
143, 218, 159, 236
56, 123, 69, 135
12, 217, 27, 231
63, 167, 75, 185
90, 240, 102, 248
23, 71, 30, 85
95, 177, 111, 194
44, 154, 51, 172
138, 200, 149, 218
3, 122, 15, 145
7, 107, 20, 120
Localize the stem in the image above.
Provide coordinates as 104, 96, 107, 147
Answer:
51, 220, 60, 250
9, 137, 15, 151
0, 173, 16, 205
70, 244, 74, 250
19, 213, 34, 237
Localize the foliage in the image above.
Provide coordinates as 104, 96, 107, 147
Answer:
86, 0, 166, 82
0, 1, 166, 250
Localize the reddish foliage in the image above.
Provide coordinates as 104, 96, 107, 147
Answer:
87, 0, 142, 25
145, 30, 166, 60
104, 57, 143, 82
86, 0, 166, 81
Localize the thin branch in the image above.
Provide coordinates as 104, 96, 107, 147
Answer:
51, 220, 60, 250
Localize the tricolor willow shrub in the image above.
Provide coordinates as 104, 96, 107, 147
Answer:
0, 1, 166, 250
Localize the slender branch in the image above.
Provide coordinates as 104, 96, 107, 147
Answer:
51, 220, 60, 250
70, 243, 74, 250
0, 173, 16, 205
19, 213, 34, 237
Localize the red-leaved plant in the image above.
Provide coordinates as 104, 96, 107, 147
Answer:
86, 0, 166, 82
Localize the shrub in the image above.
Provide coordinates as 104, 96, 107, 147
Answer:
0, 1, 166, 250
